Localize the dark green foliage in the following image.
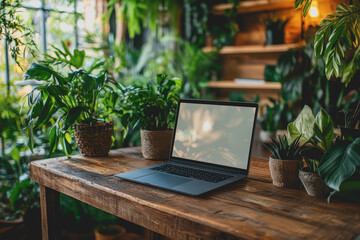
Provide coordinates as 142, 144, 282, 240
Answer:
295, 0, 360, 86
24, 43, 119, 157
0, 0, 37, 67
119, 74, 181, 131
264, 135, 302, 160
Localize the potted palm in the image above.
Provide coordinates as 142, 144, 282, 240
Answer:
264, 135, 302, 188
24, 43, 119, 157
119, 74, 181, 160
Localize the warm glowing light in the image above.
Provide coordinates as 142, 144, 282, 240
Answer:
202, 121, 212, 132
309, 6, 319, 18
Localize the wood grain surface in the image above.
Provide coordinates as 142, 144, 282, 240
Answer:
29, 147, 360, 240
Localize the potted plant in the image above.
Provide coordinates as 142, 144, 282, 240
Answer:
287, 105, 334, 197
259, 98, 282, 143
264, 135, 302, 188
119, 74, 181, 160
292, 0, 360, 202
95, 224, 126, 240
263, 15, 289, 45
24, 43, 119, 157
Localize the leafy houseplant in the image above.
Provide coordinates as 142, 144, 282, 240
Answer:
24, 43, 119, 157
259, 99, 282, 143
120, 74, 181, 160
264, 135, 302, 188
287, 105, 335, 197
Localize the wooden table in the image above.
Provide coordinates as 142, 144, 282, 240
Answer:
29, 147, 360, 240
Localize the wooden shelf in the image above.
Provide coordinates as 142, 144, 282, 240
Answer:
207, 81, 281, 90
212, 0, 295, 15
204, 43, 304, 55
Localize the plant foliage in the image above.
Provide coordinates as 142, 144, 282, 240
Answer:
264, 135, 302, 160
119, 74, 181, 131
23, 43, 119, 156
295, 0, 360, 86
0, 0, 37, 67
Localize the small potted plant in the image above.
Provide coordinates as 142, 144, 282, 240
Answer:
287, 105, 334, 197
264, 135, 302, 188
259, 98, 282, 143
119, 74, 181, 160
24, 43, 119, 157
263, 15, 290, 45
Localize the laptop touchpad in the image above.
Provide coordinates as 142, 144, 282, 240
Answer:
135, 173, 191, 188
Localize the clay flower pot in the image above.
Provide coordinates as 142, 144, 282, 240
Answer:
95, 224, 126, 240
269, 157, 300, 188
299, 170, 332, 198
140, 129, 173, 160
74, 121, 114, 157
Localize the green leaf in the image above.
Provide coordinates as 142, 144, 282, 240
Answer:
303, 0, 312, 17
319, 138, 360, 191
313, 108, 334, 151
64, 106, 86, 130
49, 126, 58, 153
10, 147, 20, 163
27, 121, 34, 152
71, 49, 85, 68
34, 96, 55, 129
287, 105, 315, 143
9, 179, 34, 210
25, 62, 53, 80
61, 134, 73, 157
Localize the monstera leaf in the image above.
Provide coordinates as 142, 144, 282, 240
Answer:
287, 105, 315, 143
319, 138, 360, 191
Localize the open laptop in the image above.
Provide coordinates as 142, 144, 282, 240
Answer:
114, 99, 258, 196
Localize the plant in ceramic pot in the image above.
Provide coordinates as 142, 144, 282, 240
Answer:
119, 74, 181, 160
287, 105, 335, 197
263, 15, 289, 45
24, 43, 119, 157
264, 135, 302, 188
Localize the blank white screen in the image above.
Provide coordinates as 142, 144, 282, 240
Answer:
172, 103, 256, 169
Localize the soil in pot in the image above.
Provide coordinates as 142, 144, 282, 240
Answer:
95, 224, 126, 240
140, 129, 173, 160
269, 157, 300, 188
75, 121, 114, 157
299, 170, 332, 198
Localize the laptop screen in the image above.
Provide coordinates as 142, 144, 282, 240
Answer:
171, 101, 257, 170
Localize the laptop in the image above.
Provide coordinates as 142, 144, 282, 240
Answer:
114, 99, 258, 196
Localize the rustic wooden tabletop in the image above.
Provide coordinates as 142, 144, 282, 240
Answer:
29, 147, 360, 240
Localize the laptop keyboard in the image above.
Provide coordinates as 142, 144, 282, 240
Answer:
152, 164, 234, 183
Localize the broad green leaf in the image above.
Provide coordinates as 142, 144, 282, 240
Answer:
287, 105, 315, 143
303, 0, 312, 17
10, 147, 20, 163
49, 126, 58, 153
9, 179, 34, 210
28, 121, 34, 152
71, 49, 85, 68
313, 108, 334, 151
25, 62, 53, 80
34, 96, 55, 129
319, 138, 360, 191
64, 106, 86, 130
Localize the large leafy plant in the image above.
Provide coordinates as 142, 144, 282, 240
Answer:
119, 74, 181, 131
295, 0, 360, 86
24, 43, 119, 156
287, 105, 335, 172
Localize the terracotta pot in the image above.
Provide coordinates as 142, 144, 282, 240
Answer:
140, 129, 173, 160
260, 130, 276, 143
67, 231, 95, 240
74, 121, 114, 157
95, 224, 126, 240
299, 170, 332, 198
269, 157, 300, 188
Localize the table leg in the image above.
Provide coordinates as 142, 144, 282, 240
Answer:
40, 185, 60, 240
